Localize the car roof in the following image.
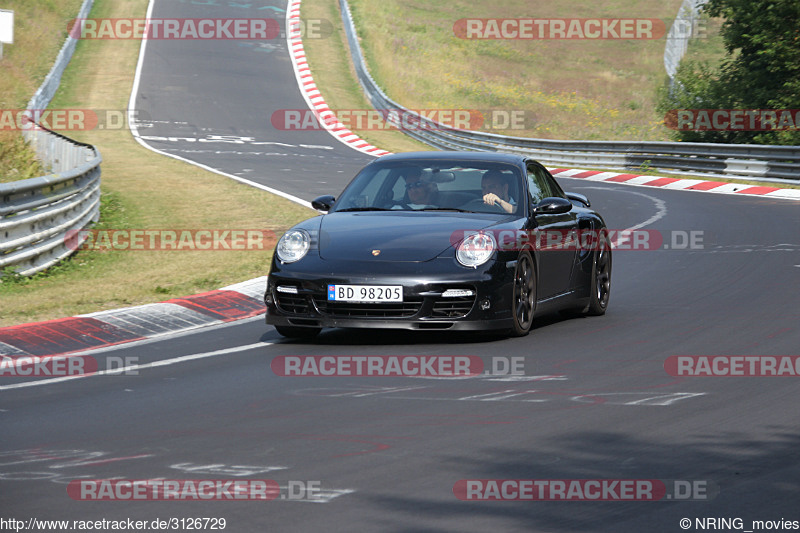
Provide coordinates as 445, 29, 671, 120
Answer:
372, 151, 528, 166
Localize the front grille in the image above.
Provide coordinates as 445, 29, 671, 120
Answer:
431, 296, 476, 318
312, 296, 423, 318
275, 293, 311, 314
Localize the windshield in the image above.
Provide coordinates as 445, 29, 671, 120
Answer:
330, 160, 524, 215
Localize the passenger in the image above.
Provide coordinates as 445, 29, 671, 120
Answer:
401, 168, 439, 206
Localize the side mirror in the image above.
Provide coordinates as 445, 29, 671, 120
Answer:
311, 195, 336, 212
565, 192, 590, 208
533, 197, 573, 215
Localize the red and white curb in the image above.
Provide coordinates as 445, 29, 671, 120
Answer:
549, 168, 800, 200
286, 0, 390, 157
0, 277, 267, 358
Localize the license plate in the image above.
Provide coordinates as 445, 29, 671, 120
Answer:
327, 284, 403, 303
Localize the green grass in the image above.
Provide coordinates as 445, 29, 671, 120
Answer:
0, 0, 84, 182
345, 0, 686, 141
0, 134, 46, 182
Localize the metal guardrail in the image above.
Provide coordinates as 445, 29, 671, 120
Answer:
338, 0, 800, 180
0, 0, 101, 277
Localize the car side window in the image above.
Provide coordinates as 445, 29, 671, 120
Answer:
541, 167, 566, 198
526, 164, 546, 205
527, 163, 563, 201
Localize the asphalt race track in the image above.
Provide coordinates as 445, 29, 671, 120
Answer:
130, 0, 373, 201
2, 0, 800, 531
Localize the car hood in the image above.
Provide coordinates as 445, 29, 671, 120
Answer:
317, 211, 506, 262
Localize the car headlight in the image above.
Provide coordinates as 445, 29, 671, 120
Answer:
456, 232, 496, 268
276, 229, 310, 263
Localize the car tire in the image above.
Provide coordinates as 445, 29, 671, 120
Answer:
584, 244, 611, 316
509, 251, 536, 337
275, 325, 321, 339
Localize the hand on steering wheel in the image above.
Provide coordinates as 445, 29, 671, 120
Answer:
461, 197, 507, 213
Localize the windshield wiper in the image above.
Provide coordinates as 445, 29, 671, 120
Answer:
417, 207, 473, 213
335, 207, 393, 212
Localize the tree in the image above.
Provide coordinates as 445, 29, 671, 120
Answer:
660, 0, 800, 144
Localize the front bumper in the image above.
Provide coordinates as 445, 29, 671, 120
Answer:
264, 255, 516, 331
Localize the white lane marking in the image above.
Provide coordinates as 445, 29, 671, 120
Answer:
703, 244, 800, 253
408, 373, 567, 381
0, 342, 272, 391
303, 382, 704, 406
457, 390, 539, 401
127, 0, 313, 210
279, 486, 356, 503
389, 394, 549, 403
170, 463, 288, 476
569, 392, 707, 406
293, 386, 427, 398
612, 190, 668, 231
135, 134, 334, 151
486, 375, 568, 382
0, 449, 151, 468
571, 186, 667, 248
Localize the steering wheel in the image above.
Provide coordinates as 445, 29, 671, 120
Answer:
460, 197, 507, 213
388, 198, 412, 210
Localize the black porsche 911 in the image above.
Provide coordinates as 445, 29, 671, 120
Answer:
264, 151, 611, 338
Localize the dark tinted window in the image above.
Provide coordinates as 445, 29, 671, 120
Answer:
332, 160, 524, 214
526, 163, 564, 203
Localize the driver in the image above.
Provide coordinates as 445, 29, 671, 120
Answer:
481, 170, 515, 214
401, 168, 439, 206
